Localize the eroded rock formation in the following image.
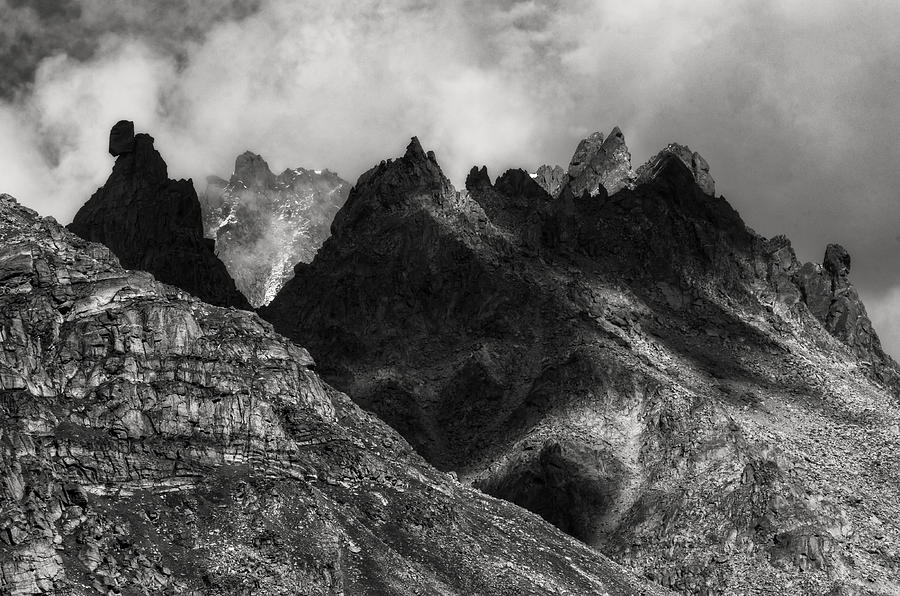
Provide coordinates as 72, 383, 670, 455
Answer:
532, 164, 565, 197
0, 193, 663, 596
263, 132, 900, 595
793, 243, 885, 362
200, 151, 349, 307
68, 122, 250, 310
560, 126, 636, 197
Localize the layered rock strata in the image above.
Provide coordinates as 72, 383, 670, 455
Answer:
0, 193, 663, 596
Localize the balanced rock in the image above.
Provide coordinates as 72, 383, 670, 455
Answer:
108, 119, 135, 156
68, 124, 250, 310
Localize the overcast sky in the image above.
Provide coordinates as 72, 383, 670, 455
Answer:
2, 0, 900, 354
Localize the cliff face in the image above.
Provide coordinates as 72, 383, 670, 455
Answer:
200, 152, 349, 307
0, 193, 663, 596
67, 121, 250, 310
263, 133, 900, 595
561, 126, 635, 197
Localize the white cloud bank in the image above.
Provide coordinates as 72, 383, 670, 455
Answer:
3, 0, 900, 354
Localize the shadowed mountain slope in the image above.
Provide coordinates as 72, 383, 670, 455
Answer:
0, 193, 665, 596
68, 121, 250, 310
263, 134, 900, 595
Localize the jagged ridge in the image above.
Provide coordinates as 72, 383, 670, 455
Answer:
263, 131, 900, 595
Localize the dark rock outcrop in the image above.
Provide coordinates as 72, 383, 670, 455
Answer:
0, 193, 664, 596
263, 131, 900, 595
200, 151, 349, 307
107, 119, 134, 156
465, 165, 492, 191
465, 168, 552, 251
635, 143, 716, 196
68, 123, 250, 310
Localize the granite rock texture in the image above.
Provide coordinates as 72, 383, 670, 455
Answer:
561, 127, 636, 197
0, 193, 664, 596
68, 124, 250, 310
531, 164, 566, 197
264, 133, 900, 595
200, 153, 349, 307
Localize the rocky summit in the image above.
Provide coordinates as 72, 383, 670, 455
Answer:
559, 126, 636, 197
531, 164, 566, 197
68, 122, 250, 311
200, 152, 349, 308
264, 132, 900, 595
0, 193, 666, 596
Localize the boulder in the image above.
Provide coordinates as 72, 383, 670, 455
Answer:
108, 119, 135, 156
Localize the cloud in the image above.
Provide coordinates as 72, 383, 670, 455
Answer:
866, 285, 900, 363
2, 0, 900, 355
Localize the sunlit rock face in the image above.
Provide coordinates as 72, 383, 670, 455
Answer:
635, 142, 716, 196
560, 126, 636, 197
0, 193, 663, 596
200, 152, 349, 307
264, 132, 900, 595
68, 122, 250, 310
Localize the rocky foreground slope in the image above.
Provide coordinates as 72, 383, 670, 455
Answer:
200, 153, 349, 307
263, 132, 900, 595
0, 193, 664, 595
68, 121, 250, 310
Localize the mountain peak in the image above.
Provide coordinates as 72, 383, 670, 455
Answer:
405, 136, 427, 161
494, 168, 552, 202
232, 150, 276, 189
329, 136, 455, 239
465, 165, 492, 191
636, 142, 716, 195
561, 125, 635, 197
532, 164, 566, 197
200, 154, 350, 307
67, 122, 250, 309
